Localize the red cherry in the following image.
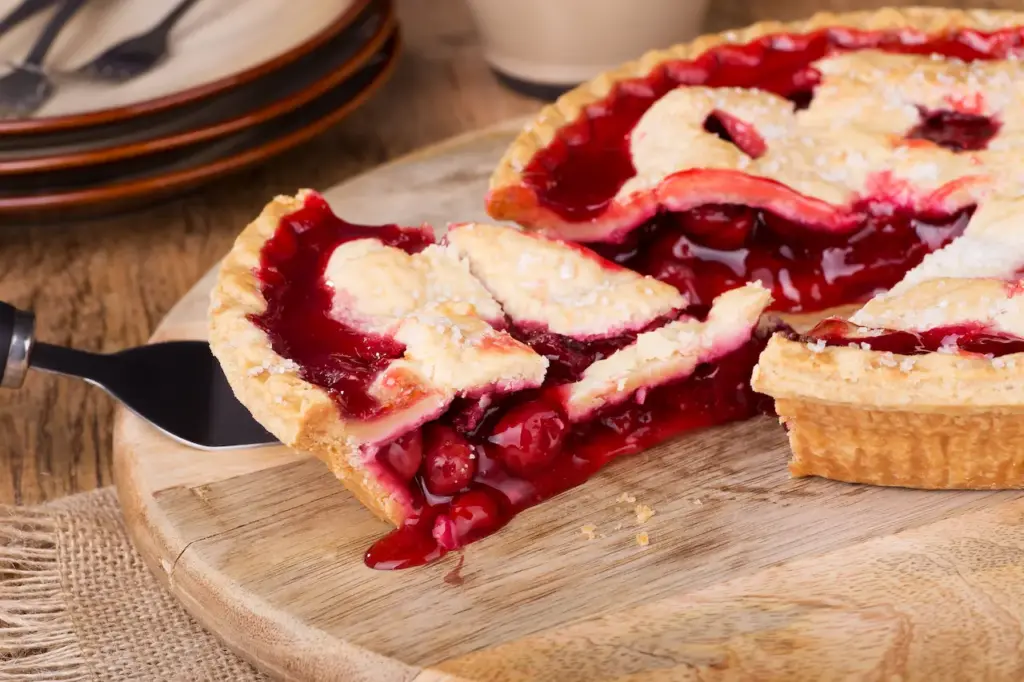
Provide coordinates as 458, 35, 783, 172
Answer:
489, 400, 569, 476
432, 490, 502, 550
423, 424, 477, 496
674, 205, 755, 251
760, 211, 855, 248
642, 229, 697, 293
264, 225, 298, 262
379, 430, 423, 481
646, 254, 698, 299
760, 211, 813, 243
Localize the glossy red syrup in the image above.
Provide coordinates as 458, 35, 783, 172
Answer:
805, 318, 1024, 356
250, 193, 434, 419
364, 330, 774, 570
508, 314, 681, 385
522, 26, 1021, 222
594, 205, 972, 313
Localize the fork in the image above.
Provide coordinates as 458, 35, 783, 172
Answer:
0, 0, 64, 41
0, 300, 277, 450
0, 0, 87, 118
76, 0, 201, 82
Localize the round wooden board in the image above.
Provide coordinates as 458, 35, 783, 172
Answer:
115, 120, 1024, 682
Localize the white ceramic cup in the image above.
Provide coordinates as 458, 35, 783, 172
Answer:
465, 0, 711, 92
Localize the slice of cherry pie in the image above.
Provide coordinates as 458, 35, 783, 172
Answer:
209, 190, 774, 569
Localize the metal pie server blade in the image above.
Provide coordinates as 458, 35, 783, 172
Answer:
0, 300, 278, 450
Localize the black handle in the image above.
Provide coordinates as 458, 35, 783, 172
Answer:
0, 0, 62, 42
155, 0, 201, 33
0, 301, 13, 386
0, 300, 35, 389
25, 0, 88, 67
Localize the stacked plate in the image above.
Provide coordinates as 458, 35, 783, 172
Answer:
0, 0, 399, 222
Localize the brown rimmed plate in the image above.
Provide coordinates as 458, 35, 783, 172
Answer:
0, 30, 400, 223
0, 0, 394, 174
0, 0, 372, 134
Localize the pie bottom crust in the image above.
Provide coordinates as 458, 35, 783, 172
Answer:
777, 399, 1024, 489
755, 337, 1024, 490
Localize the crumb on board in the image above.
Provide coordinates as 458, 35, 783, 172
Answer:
635, 504, 655, 524
614, 523, 623, 531
636, 532, 650, 547
616, 492, 637, 504
693, 499, 703, 506
581, 524, 598, 540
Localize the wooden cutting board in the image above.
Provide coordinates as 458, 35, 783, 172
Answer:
114, 119, 1024, 682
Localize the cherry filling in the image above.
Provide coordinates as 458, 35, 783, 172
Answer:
595, 205, 973, 313
365, 330, 774, 570
804, 318, 1024, 356
250, 193, 434, 419
521, 26, 1022, 222
703, 112, 767, 158
906, 108, 1001, 152
508, 314, 681, 385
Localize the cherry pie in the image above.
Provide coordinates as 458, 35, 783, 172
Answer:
209, 190, 773, 569
211, 9, 1024, 571
486, 7, 1024, 491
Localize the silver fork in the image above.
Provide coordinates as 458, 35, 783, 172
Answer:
76, 0, 201, 81
0, 300, 277, 450
0, 0, 64, 40
0, 0, 88, 118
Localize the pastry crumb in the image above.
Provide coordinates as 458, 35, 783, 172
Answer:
635, 504, 656, 524
693, 498, 704, 506
580, 524, 598, 540
616, 492, 637, 504
636, 532, 650, 547
614, 523, 623, 531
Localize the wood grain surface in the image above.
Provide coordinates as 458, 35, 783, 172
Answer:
115, 119, 1024, 682
0, 0, 1020, 503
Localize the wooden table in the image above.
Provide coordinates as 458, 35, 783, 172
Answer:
1, 0, 1018, 505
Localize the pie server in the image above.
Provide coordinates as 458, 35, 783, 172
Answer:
0, 300, 278, 450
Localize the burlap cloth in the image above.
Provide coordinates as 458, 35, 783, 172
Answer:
0, 487, 269, 682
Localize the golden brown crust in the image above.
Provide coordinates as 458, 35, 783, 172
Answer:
753, 334, 1024, 411
208, 190, 411, 525
753, 334, 1024, 489
776, 398, 1024, 490
487, 7, 1024, 215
